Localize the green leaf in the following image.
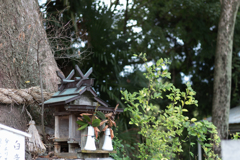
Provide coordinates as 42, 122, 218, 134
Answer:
83, 115, 91, 122
182, 109, 188, 112
191, 118, 197, 122
181, 100, 184, 106
77, 123, 88, 130
205, 143, 212, 147
76, 120, 88, 126
189, 91, 195, 96
92, 119, 101, 127
190, 152, 194, 157
96, 111, 106, 120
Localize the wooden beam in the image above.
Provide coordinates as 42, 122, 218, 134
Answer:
69, 114, 76, 139
54, 138, 68, 142
54, 111, 71, 116
54, 107, 61, 154
76, 79, 94, 88
69, 114, 76, 153
83, 67, 93, 79
65, 105, 124, 113
66, 69, 75, 80
75, 65, 84, 78
55, 153, 78, 159
94, 97, 108, 107
56, 71, 65, 80
55, 108, 60, 139
87, 87, 97, 97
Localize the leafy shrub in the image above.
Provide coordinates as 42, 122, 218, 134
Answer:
121, 53, 221, 160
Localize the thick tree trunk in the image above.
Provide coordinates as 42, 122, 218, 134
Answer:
0, 0, 60, 134
212, 0, 240, 156
0, 0, 60, 92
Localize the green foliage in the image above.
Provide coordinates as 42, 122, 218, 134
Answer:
96, 111, 106, 120
77, 123, 88, 131
121, 54, 221, 160
128, 0, 222, 119
43, 0, 240, 122
77, 115, 91, 131
232, 132, 240, 140
110, 127, 131, 160
43, 0, 147, 109
77, 105, 101, 130
77, 117, 89, 131
83, 115, 91, 123
76, 120, 87, 126
92, 119, 101, 127
42, 1, 240, 158
76, 116, 100, 130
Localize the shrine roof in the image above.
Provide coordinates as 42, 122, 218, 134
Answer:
52, 86, 86, 97
44, 95, 78, 105
43, 65, 110, 108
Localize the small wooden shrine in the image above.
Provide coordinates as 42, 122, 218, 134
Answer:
43, 65, 123, 159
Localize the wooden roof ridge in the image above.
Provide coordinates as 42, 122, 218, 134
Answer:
56, 65, 93, 91
44, 66, 109, 107
44, 85, 109, 107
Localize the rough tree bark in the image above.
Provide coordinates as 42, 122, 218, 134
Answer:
0, 0, 60, 130
212, 0, 240, 156
0, 0, 60, 91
